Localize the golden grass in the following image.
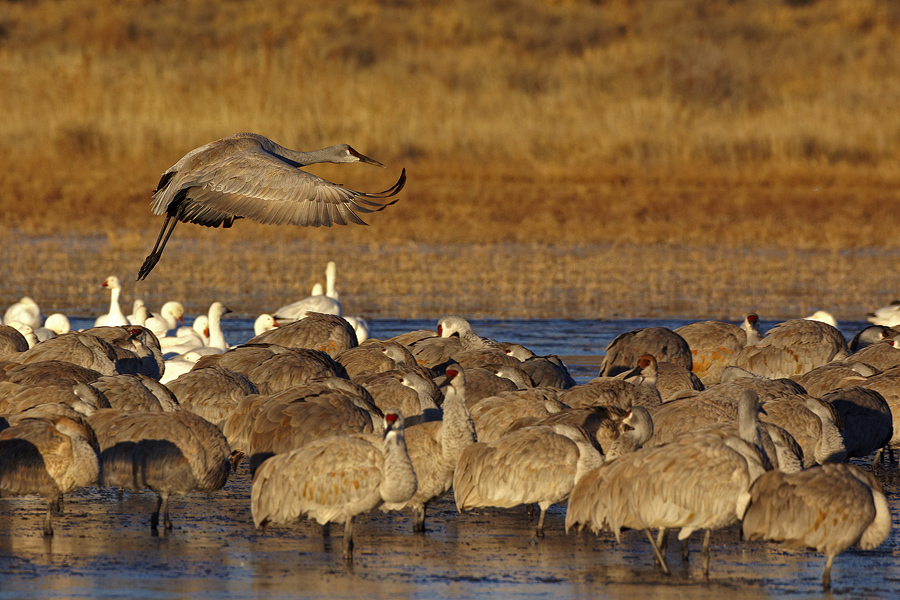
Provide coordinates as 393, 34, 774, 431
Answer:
2, 0, 900, 319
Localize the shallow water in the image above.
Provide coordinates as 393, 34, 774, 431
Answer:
3, 317, 898, 598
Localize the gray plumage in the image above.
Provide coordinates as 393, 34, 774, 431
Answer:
18, 332, 119, 375
195, 344, 345, 395
246, 313, 358, 358
0, 414, 101, 535
819, 386, 892, 462
845, 339, 900, 371
469, 388, 566, 443
0, 325, 29, 359
563, 376, 662, 411
233, 381, 382, 474
167, 366, 258, 427
791, 361, 878, 397
742, 463, 891, 590
454, 422, 603, 538
0, 381, 110, 417
0, 360, 102, 386
598, 327, 692, 377
357, 370, 441, 421
674, 314, 761, 385
251, 410, 417, 562
565, 389, 769, 578
138, 133, 405, 280
87, 408, 232, 531
90, 373, 174, 412
380, 366, 477, 531
731, 319, 849, 379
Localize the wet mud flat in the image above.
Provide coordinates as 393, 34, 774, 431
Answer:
2, 465, 900, 599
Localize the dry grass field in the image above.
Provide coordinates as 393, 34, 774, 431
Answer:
2, 0, 899, 320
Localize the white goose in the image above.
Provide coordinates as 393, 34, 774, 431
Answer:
94, 276, 129, 327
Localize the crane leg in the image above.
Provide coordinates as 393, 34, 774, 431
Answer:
822, 555, 834, 590
343, 518, 355, 563
645, 529, 669, 575
700, 530, 711, 579
43, 500, 54, 537
413, 505, 426, 533
681, 537, 691, 562
655, 529, 668, 567
151, 494, 162, 531
162, 493, 173, 530
137, 211, 179, 281
533, 507, 548, 539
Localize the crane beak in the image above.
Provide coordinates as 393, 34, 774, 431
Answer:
348, 147, 387, 169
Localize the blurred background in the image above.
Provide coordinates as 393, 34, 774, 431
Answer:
1, 0, 899, 320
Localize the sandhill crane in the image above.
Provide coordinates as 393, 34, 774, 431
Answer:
598, 327, 692, 377
644, 391, 802, 473
87, 408, 232, 531
848, 324, 900, 351
94, 276, 129, 327
4, 296, 43, 330
455, 423, 603, 538
505, 405, 653, 461
469, 388, 566, 443
18, 332, 118, 375
760, 394, 846, 467
451, 346, 533, 370
89, 374, 171, 411
851, 365, 900, 456
0, 324, 29, 358
137, 133, 406, 280
403, 316, 498, 368
742, 463, 891, 590
455, 366, 523, 405
0, 414, 100, 535
846, 338, 900, 371
194, 344, 345, 395
247, 312, 358, 358
867, 299, 900, 327
336, 340, 410, 381
674, 314, 760, 385
519, 356, 577, 388
791, 362, 877, 397
381, 366, 476, 532
731, 319, 848, 379
653, 361, 704, 401
820, 386, 892, 463
85, 325, 165, 380
561, 375, 661, 411
251, 409, 416, 562
356, 370, 441, 421
0, 381, 109, 417
566, 389, 769, 578
0, 360, 102, 386
236, 381, 382, 473
165, 366, 257, 427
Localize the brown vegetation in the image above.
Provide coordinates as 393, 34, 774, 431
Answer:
1, 0, 899, 319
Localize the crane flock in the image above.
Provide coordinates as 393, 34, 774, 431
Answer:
2, 290, 898, 588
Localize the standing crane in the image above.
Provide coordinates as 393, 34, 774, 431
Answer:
251, 409, 417, 563
742, 463, 891, 590
137, 133, 406, 280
